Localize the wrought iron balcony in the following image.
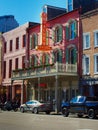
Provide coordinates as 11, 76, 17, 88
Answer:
11, 62, 77, 80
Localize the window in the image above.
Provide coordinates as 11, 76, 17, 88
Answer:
53, 25, 63, 43
15, 58, 18, 69
22, 35, 26, 47
4, 42, 7, 53
9, 40, 13, 51
66, 20, 77, 40
83, 33, 90, 49
16, 37, 19, 49
70, 22, 76, 39
30, 55, 38, 67
3, 61, 6, 78
9, 59, 12, 78
94, 54, 98, 73
94, 31, 98, 47
83, 56, 90, 75
22, 56, 25, 68
30, 34, 38, 49
54, 50, 62, 63
66, 47, 77, 64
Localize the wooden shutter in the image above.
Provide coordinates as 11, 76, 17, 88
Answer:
59, 26, 63, 41
66, 48, 69, 63
66, 25, 69, 40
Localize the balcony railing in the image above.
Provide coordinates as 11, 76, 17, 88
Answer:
12, 63, 77, 80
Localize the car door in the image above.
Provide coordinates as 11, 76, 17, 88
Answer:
69, 96, 85, 113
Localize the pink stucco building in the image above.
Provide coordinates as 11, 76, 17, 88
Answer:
2, 22, 38, 104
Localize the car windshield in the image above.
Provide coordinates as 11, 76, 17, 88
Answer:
70, 96, 85, 103
26, 100, 39, 104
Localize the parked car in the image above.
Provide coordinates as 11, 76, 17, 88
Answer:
3, 100, 19, 111
20, 100, 53, 114
0, 101, 4, 110
61, 96, 98, 119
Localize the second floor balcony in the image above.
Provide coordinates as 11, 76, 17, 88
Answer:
11, 62, 78, 81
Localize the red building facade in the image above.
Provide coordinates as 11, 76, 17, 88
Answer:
12, 6, 82, 112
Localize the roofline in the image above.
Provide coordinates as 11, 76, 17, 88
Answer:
81, 8, 98, 19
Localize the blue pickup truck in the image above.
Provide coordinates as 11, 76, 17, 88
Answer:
61, 96, 98, 119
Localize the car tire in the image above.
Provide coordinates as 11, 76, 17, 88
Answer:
20, 107, 24, 113
77, 113, 83, 118
62, 107, 69, 117
46, 111, 50, 114
14, 108, 18, 112
33, 107, 38, 114
88, 108, 95, 119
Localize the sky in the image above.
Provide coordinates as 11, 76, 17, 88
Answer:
0, 0, 67, 25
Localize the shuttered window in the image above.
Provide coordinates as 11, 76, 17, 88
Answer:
66, 20, 77, 40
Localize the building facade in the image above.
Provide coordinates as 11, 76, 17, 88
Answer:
12, 6, 82, 112
2, 22, 38, 104
80, 8, 98, 96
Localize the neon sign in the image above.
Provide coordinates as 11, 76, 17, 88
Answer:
37, 10, 51, 51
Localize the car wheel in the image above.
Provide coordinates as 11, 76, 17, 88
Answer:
33, 107, 38, 114
46, 111, 50, 114
20, 107, 24, 113
88, 109, 95, 119
77, 113, 83, 118
62, 107, 69, 117
14, 108, 18, 112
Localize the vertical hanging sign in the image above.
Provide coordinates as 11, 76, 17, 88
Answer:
37, 8, 51, 51
41, 12, 47, 46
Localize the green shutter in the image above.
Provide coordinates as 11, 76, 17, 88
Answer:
35, 34, 38, 47
30, 36, 32, 49
30, 56, 32, 67
52, 29, 55, 42
59, 50, 62, 63
59, 26, 63, 41
34, 56, 38, 66
74, 20, 77, 38
52, 52, 54, 63
66, 48, 69, 63
46, 54, 49, 64
40, 56, 42, 65
66, 25, 69, 40
73, 48, 77, 64
46, 30, 49, 45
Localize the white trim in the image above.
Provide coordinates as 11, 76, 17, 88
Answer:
94, 53, 98, 74
94, 30, 98, 47
83, 33, 90, 50
82, 55, 90, 75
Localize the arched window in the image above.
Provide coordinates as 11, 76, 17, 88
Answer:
66, 20, 77, 40
30, 55, 38, 67
52, 25, 63, 43
65, 46, 77, 64
30, 33, 38, 49
53, 49, 63, 63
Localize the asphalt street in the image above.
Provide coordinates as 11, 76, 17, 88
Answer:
0, 110, 98, 130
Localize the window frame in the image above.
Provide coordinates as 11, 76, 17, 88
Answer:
22, 34, 26, 47
15, 58, 19, 69
16, 37, 19, 50
83, 55, 90, 75
9, 40, 13, 52
94, 30, 98, 47
83, 33, 90, 50
9, 59, 12, 78
4, 42, 7, 53
94, 54, 98, 74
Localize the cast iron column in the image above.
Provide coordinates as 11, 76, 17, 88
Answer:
38, 77, 40, 101
55, 75, 58, 113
